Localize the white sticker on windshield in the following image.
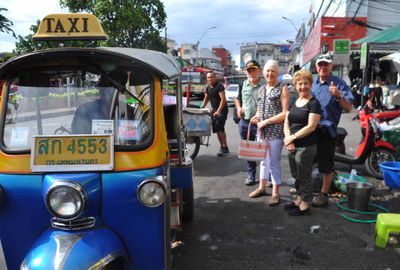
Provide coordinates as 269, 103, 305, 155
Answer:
10, 127, 29, 146
92, 120, 114, 135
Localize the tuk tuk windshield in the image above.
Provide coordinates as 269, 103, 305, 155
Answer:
2, 69, 152, 151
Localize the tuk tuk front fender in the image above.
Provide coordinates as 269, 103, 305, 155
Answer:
21, 228, 128, 270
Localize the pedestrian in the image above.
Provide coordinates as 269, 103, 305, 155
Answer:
248, 60, 290, 206
283, 69, 321, 216
235, 60, 262, 185
201, 71, 229, 156
311, 53, 354, 207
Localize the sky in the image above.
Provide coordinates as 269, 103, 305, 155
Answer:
0, 0, 314, 57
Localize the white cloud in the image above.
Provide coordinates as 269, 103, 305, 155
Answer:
0, 0, 312, 55
1, 0, 64, 40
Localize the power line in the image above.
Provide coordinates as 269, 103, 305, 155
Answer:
321, 0, 334, 17
315, 0, 326, 19
331, 0, 345, 16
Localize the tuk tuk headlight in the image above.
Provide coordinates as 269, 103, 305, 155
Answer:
137, 177, 167, 207
46, 181, 87, 220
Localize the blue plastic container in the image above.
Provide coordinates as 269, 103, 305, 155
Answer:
379, 162, 400, 189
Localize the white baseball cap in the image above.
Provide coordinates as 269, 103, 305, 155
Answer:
316, 54, 333, 65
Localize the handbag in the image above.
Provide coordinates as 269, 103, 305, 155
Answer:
238, 123, 269, 161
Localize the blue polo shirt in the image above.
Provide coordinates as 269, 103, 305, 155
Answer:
311, 75, 353, 137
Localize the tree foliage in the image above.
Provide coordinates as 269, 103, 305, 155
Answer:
0, 8, 16, 38
15, 21, 99, 55
60, 0, 167, 52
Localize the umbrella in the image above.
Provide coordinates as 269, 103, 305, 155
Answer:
379, 52, 400, 73
379, 52, 400, 62
278, 73, 293, 84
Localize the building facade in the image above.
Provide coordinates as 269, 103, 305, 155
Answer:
239, 43, 293, 74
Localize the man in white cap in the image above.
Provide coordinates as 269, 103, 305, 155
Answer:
311, 53, 354, 207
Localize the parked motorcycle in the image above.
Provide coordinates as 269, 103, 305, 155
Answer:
334, 106, 398, 178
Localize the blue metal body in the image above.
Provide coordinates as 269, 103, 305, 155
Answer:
22, 228, 127, 269
0, 167, 175, 270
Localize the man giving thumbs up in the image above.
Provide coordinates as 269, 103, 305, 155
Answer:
311, 53, 354, 207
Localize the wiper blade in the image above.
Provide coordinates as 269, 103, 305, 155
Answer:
100, 72, 144, 106
90, 63, 144, 106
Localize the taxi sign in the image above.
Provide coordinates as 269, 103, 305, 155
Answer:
31, 134, 114, 172
32, 13, 108, 41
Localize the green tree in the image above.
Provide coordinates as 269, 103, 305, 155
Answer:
0, 8, 16, 38
60, 0, 167, 52
15, 21, 95, 54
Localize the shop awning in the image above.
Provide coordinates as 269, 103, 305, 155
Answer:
353, 24, 400, 44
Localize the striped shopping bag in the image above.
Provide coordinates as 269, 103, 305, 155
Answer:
237, 124, 269, 161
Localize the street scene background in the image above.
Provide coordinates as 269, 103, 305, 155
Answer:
173, 105, 400, 270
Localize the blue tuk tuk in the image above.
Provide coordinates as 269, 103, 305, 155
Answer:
0, 13, 193, 269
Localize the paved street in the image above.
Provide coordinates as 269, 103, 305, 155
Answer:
173, 106, 400, 270
1, 107, 398, 270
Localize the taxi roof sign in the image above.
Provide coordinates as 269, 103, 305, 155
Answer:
32, 13, 108, 41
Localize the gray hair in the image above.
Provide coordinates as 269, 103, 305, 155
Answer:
263, 59, 279, 74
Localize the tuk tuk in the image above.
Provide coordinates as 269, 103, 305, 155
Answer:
0, 13, 193, 270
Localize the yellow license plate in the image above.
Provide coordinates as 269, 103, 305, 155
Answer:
31, 135, 114, 172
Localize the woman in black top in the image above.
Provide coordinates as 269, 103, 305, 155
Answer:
283, 70, 321, 216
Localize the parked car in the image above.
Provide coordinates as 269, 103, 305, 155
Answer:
225, 84, 239, 106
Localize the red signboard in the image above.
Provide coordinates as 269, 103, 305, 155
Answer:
302, 17, 367, 64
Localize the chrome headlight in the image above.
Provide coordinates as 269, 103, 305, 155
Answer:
46, 181, 87, 220
137, 177, 167, 207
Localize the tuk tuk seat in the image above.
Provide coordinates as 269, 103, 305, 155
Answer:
163, 104, 179, 139
71, 100, 110, 134
163, 104, 181, 153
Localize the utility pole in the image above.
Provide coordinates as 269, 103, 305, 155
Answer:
196, 26, 217, 66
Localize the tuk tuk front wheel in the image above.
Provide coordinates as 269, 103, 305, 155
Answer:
182, 187, 194, 223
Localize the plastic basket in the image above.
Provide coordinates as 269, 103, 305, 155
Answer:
333, 173, 366, 193
183, 108, 211, 136
379, 161, 400, 189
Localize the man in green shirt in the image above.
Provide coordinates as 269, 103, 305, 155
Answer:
235, 60, 262, 185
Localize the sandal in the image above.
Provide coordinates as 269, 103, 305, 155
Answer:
268, 195, 280, 206
248, 188, 266, 198
284, 202, 298, 211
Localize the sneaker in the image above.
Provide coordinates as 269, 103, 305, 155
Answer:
217, 147, 226, 157
288, 207, 311, 216
222, 147, 229, 154
312, 192, 329, 207
245, 178, 256, 186
248, 188, 266, 198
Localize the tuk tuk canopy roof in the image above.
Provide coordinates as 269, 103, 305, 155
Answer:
99, 47, 181, 79
353, 24, 400, 44
0, 47, 181, 80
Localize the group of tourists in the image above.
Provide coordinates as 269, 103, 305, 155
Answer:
203, 53, 354, 216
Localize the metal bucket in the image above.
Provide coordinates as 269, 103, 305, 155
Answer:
346, 182, 373, 211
